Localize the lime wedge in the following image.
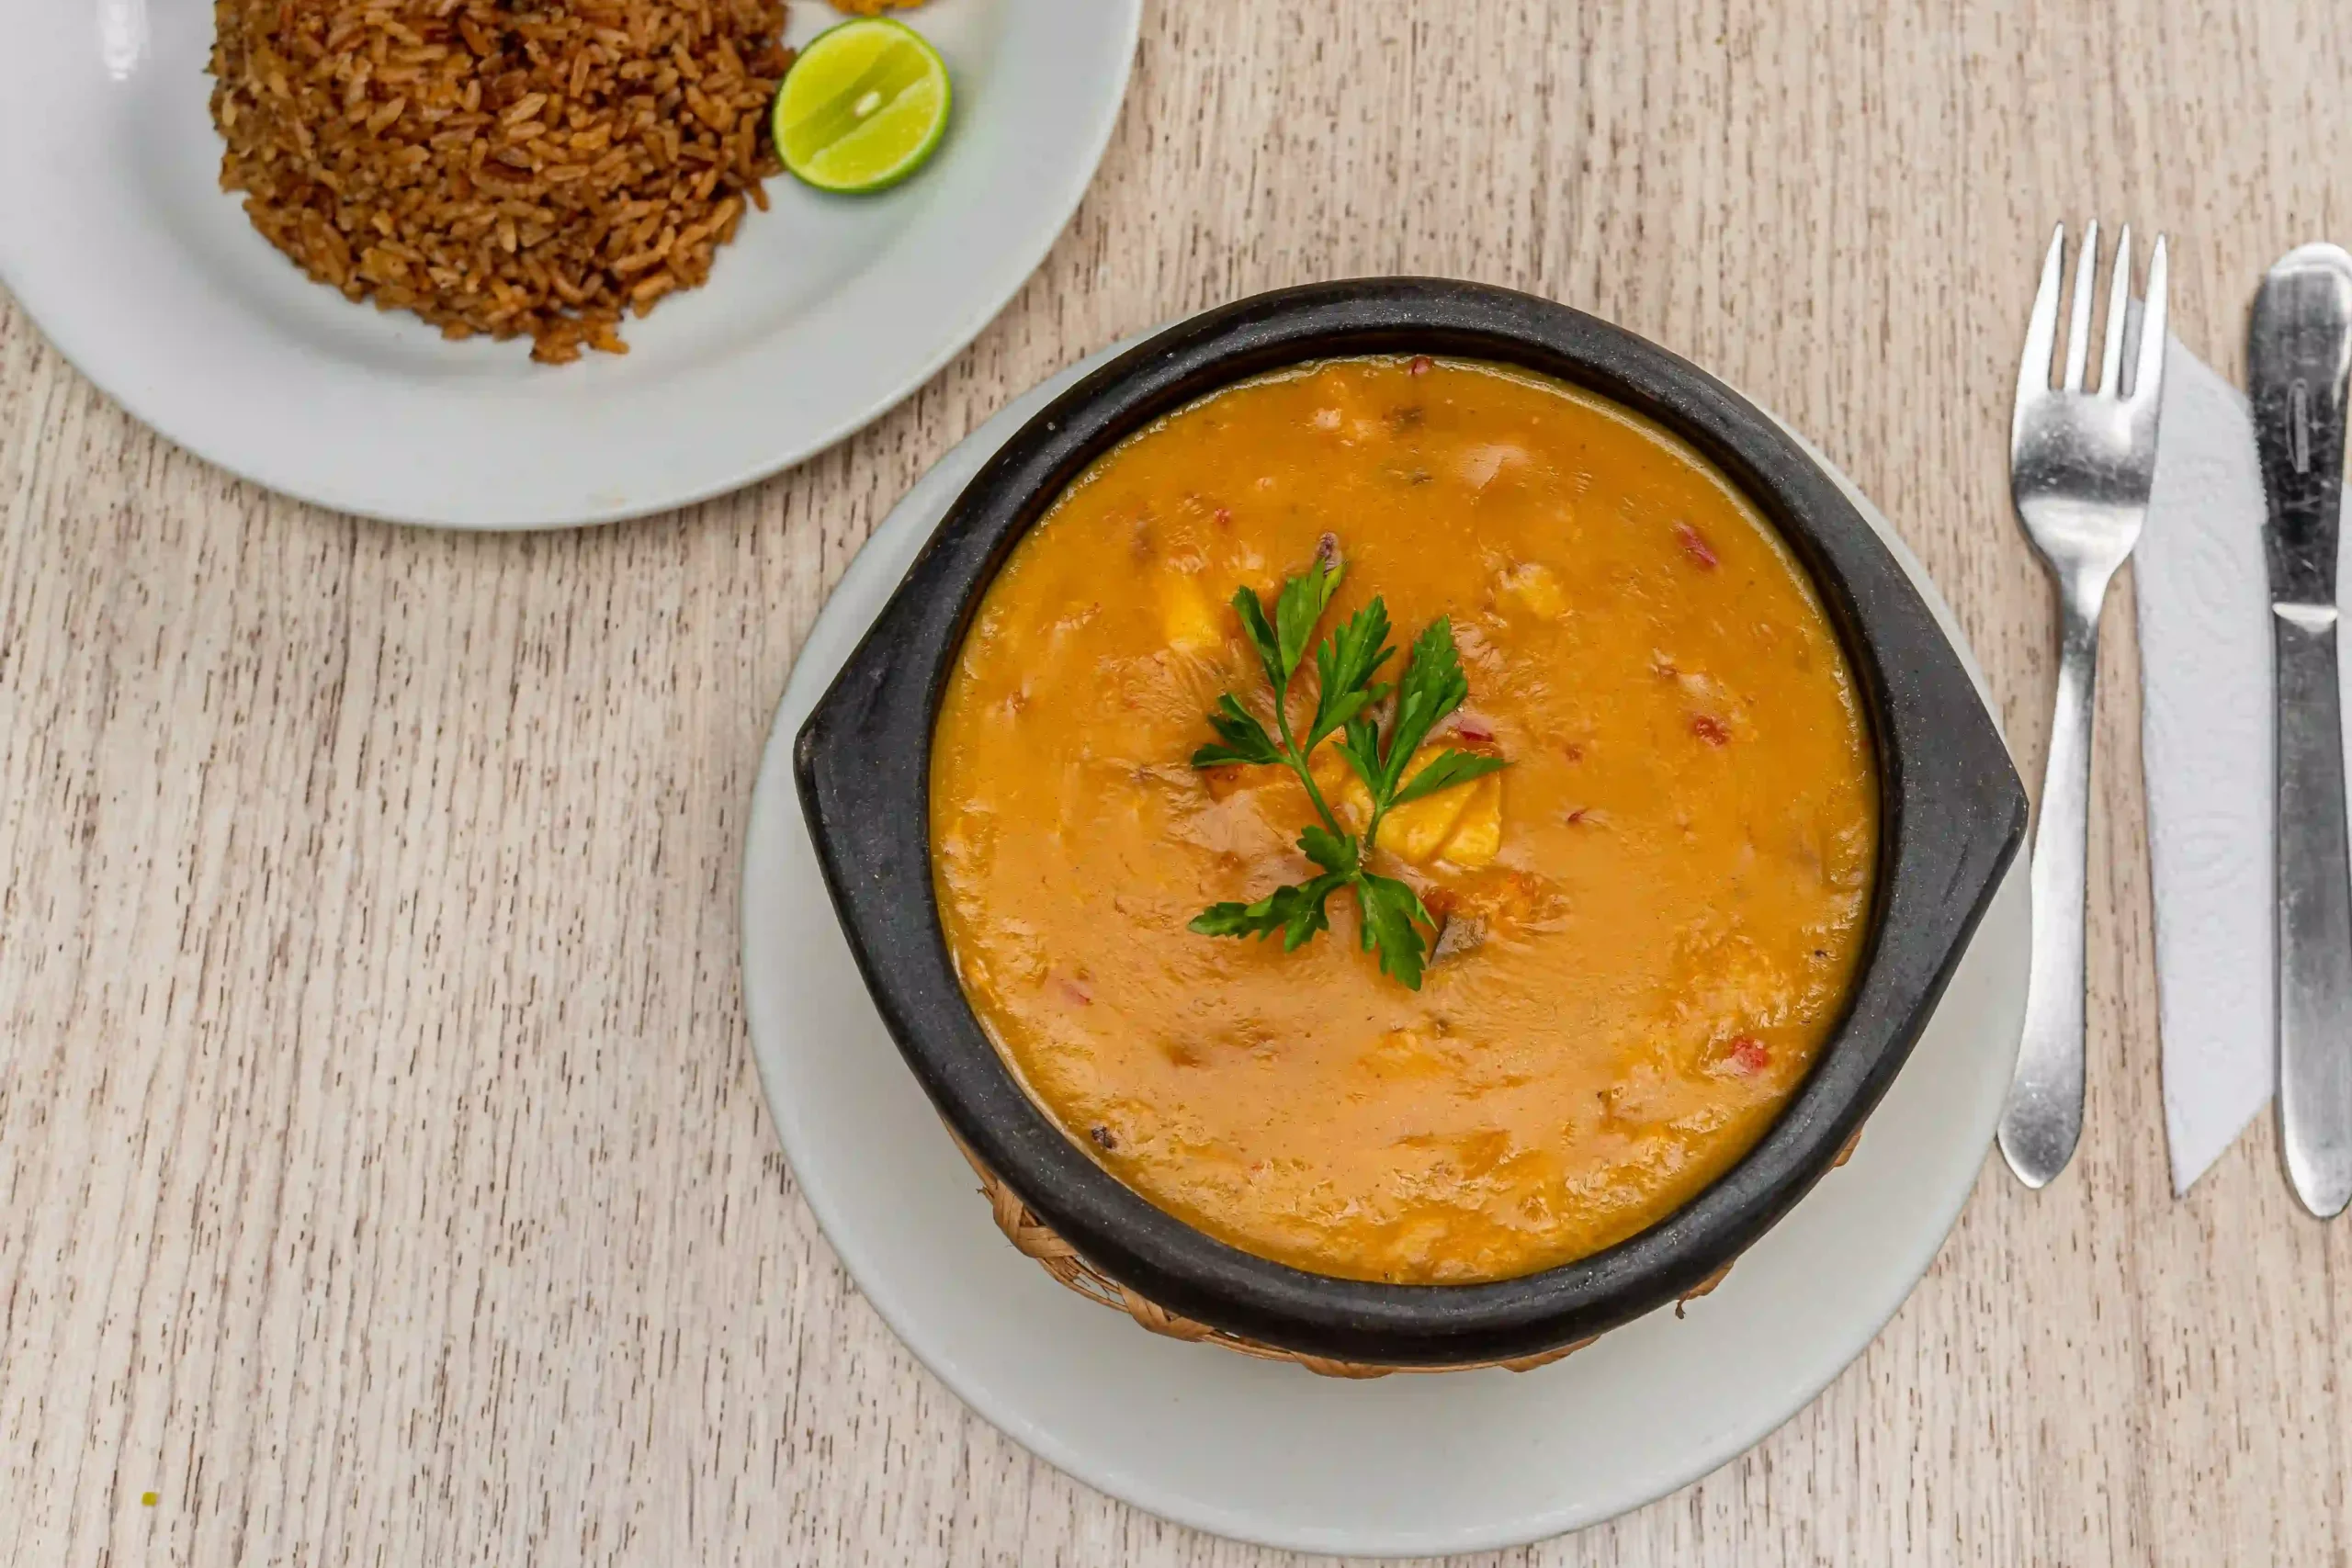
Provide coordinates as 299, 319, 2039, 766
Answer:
773, 18, 951, 194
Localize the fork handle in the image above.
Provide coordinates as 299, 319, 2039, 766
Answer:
1999, 575, 2109, 1187
2274, 606, 2352, 1216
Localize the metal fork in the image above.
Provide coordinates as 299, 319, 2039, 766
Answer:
1997, 220, 2171, 1189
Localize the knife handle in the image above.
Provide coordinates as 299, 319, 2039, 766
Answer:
2274, 607, 2352, 1216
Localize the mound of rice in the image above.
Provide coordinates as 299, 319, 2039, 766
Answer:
209, 0, 793, 363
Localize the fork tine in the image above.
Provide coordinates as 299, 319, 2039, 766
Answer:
2062, 220, 2099, 390
2099, 224, 2132, 394
2132, 233, 2170, 402
2017, 224, 2065, 415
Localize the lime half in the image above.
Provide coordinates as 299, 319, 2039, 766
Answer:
773, 18, 951, 194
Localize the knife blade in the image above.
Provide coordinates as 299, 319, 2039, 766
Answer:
2248, 242, 2352, 1219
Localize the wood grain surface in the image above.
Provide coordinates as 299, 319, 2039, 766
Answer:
6, 2, 2351, 1562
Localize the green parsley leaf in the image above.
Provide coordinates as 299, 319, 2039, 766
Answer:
1388, 747, 1509, 809
1334, 712, 1385, 797
1308, 599, 1393, 747
1382, 615, 1474, 795
1229, 583, 1283, 698
1280, 874, 1351, 949
1297, 823, 1361, 878
1191, 694, 1283, 768
1273, 553, 1345, 686
1354, 871, 1434, 987
1189, 872, 1350, 952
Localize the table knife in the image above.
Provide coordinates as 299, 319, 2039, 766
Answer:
2249, 243, 2352, 1219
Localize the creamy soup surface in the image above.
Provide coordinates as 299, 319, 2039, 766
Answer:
930, 356, 1878, 1285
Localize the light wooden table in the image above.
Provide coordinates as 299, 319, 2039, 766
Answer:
6, 3, 2350, 1563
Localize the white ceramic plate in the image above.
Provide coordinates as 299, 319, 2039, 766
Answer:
0, 0, 1138, 528
740, 336, 2030, 1556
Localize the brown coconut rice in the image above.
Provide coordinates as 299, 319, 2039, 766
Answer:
209, 0, 793, 363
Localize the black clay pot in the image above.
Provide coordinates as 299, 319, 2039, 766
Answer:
795, 278, 2026, 1368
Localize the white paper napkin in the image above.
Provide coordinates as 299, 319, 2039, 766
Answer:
2136, 338, 2276, 1193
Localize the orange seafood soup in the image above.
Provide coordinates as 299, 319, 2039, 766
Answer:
930, 356, 1878, 1285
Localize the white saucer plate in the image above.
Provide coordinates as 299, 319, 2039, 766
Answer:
0, 0, 1138, 528
740, 337, 2029, 1556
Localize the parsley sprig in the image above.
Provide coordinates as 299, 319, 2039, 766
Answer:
1187, 544, 1506, 988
